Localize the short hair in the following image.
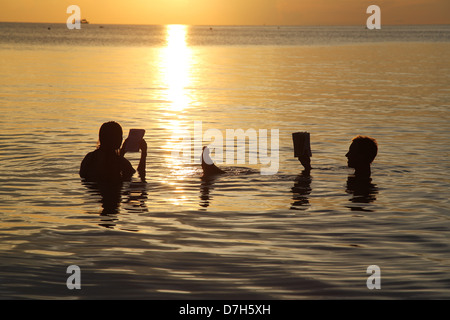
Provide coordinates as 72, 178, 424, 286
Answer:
351, 135, 378, 164
99, 121, 123, 150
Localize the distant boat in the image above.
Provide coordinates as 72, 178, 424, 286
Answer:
71, 18, 89, 24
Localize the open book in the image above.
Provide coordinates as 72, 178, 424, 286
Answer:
125, 129, 145, 152
292, 132, 312, 158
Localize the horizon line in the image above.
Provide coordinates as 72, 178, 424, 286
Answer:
1, 21, 450, 27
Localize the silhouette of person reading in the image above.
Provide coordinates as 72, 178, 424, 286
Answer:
345, 135, 378, 207
201, 146, 225, 176
79, 121, 147, 183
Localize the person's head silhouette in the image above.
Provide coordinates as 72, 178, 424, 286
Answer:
98, 121, 123, 153
345, 135, 377, 178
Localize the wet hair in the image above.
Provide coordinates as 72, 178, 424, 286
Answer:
350, 135, 378, 164
98, 121, 123, 152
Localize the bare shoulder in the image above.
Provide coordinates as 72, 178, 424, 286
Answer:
79, 150, 98, 178
81, 150, 98, 165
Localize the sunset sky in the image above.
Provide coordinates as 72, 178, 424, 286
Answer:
1, 0, 449, 25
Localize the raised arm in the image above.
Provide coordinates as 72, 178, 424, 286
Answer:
137, 139, 147, 182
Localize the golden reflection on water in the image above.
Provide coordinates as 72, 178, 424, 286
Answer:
160, 24, 192, 113
159, 24, 193, 149
158, 25, 196, 206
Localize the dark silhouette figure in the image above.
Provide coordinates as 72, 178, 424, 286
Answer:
201, 146, 225, 176
80, 122, 147, 216
345, 135, 378, 210
345, 135, 377, 179
80, 121, 147, 183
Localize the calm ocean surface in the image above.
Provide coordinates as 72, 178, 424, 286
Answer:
0, 23, 449, 299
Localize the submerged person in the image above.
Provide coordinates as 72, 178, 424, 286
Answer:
345, 135, 378, 208
345, 135, 378, 178
79, 121, 147, 182
201, 146, 225, 176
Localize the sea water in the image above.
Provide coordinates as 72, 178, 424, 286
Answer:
0, 23, 449, 299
